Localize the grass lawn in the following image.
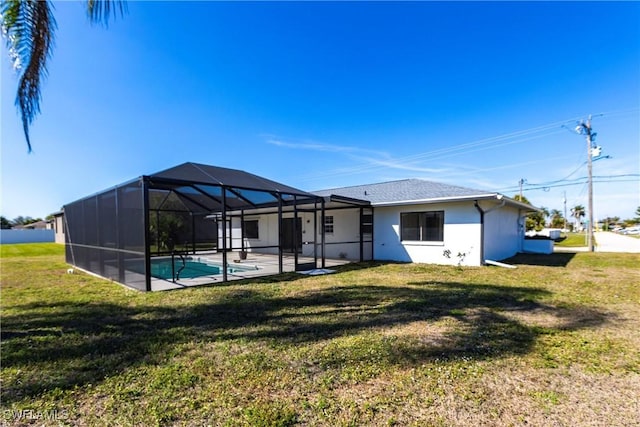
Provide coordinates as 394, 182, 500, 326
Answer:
554, 232, 589, 247
1, 244, 639, 426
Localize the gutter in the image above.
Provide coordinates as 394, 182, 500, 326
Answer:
372, 193, 498, 207
474, 201, 486, 265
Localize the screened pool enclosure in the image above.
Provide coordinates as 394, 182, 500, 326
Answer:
64, 163, 373, 291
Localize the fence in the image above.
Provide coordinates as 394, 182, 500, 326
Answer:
1, 229, 55, 244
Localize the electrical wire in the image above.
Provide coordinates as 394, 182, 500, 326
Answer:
301, 116, 584, 182
497, 176, 639, 193
294, 112, 639, 195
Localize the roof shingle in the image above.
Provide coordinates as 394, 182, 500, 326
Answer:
314, 179, 496, 205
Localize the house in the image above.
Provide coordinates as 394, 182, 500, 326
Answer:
47, 211, 65, 244
62, 163, 537, 291
313, 179, 537, 266
14, 220, 48, 230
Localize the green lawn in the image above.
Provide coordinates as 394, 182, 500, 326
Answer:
0, 242, 65, 258
1, 244, 639, 426
554, 232, 589, 247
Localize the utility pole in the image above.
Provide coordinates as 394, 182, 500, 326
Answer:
576, 116, 595, 252
519, 178, 525, 200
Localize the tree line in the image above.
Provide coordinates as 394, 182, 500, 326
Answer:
0, 215, 51, 229
514, 196, 640, 232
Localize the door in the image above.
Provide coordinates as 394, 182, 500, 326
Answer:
282, 217, 302, 253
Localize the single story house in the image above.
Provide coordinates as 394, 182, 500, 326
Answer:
63, 163, 537, 291
313, 179, 536, 266
47, 210, 66, 244
13, 220, 48, 230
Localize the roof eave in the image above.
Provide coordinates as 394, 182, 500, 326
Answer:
323, 194, 371, 206
371, 193, 500, 207
371, 193, 539, 212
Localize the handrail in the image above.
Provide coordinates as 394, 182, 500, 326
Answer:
171, 251, 187, 282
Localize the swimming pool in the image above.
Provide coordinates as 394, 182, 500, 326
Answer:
150, 258, 258, 280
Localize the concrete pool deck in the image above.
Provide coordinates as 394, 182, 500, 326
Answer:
151, 252, 351, 291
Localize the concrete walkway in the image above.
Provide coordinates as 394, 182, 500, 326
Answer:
594, 231, 640, 253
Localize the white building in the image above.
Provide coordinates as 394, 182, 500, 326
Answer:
236, 179, 537, 267
63, 163, 540, 291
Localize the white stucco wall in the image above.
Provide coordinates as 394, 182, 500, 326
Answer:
482, 203, 525, 261
233, 212, 318, 256
222, 201, 525, 266
230, 208, 371, 261
321, 209, 369, 260
522, 238, 553, 254
373, 202, 482, 266
53, 215, 65, 244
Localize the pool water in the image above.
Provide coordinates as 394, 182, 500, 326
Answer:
150, 258, 256, 280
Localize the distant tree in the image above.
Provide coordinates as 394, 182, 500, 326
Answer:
550, 209, 565, 229
513, 195, 545, 231
571, 205, 586, 231
513, 195, 529, 204
11, 215, 28, 225
9, 215, 43, 226
540, 206, 549, 225
1, 216, 12, 229
600, 216, 620, 231
622, 209, 639, 227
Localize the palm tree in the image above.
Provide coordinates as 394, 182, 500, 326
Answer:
540, 206, 549, 226
550, 209, 564, 229
571, 204, 586, 231
1, 0, 125, 151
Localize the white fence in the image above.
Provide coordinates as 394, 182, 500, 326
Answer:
522, 238, 554, 254
1, 229, 55, 244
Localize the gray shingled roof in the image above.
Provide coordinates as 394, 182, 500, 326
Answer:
314, 179, 497, 205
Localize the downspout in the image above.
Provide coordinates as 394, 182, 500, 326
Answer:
474, 197, 506, 266
517, 209, 528, 253
474, 201, 485, 266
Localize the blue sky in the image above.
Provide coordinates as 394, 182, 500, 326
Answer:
1, 1, 639, 222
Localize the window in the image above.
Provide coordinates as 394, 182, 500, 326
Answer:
243, 220, 259, 239
324, 215, 334, 234
400, 211, 444, 242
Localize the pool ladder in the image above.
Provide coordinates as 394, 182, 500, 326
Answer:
171, 251, 186, 282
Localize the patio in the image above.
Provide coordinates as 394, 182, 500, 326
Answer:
150, 252, 351, 291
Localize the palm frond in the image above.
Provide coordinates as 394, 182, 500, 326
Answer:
86, 0, 126, 26
1, 0, 56, 152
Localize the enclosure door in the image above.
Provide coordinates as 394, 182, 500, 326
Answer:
282, 217, 302, 253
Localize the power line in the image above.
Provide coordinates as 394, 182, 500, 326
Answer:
495, 174, 640, 193
507, 178, 639, 192
301, 116, 586, 182
305, 129, 566, 182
